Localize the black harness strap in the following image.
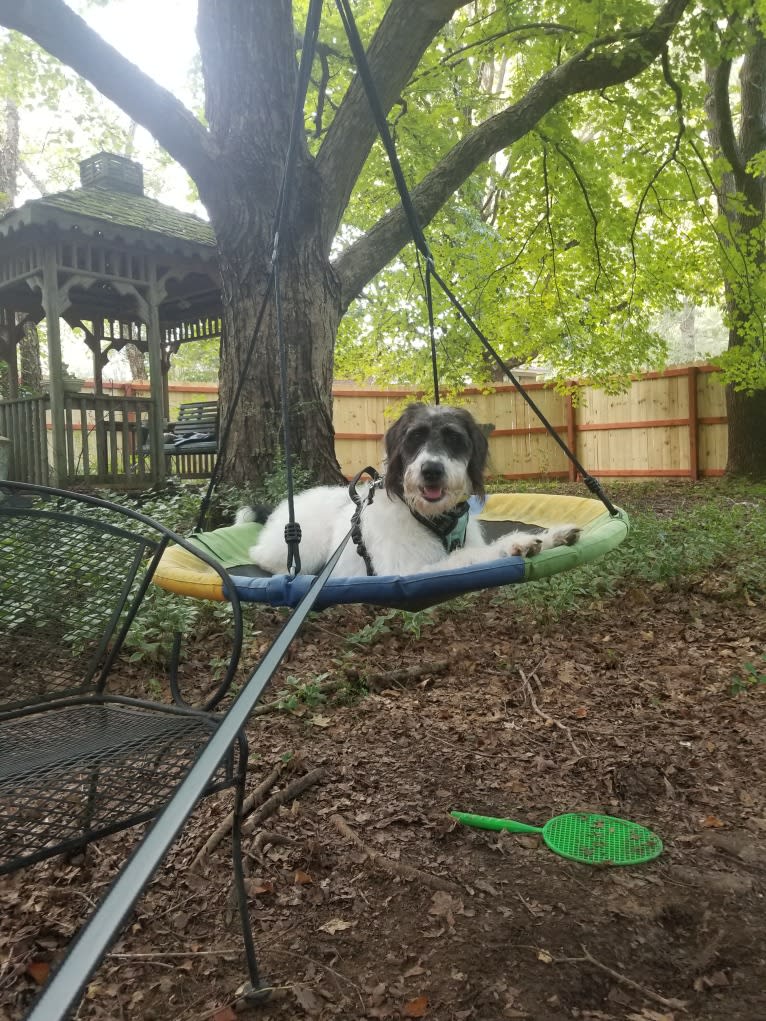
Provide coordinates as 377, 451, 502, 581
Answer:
348, 466, 383, 576
409, 501, 470, 554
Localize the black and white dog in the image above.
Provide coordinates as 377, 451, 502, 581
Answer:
236, 403, 579, 577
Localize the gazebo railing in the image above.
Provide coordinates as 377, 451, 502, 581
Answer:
0, 396, 49, 484
0, 393, 156, 486
63, 393, 154, 484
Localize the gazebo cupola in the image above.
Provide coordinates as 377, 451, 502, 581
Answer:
0, 152, 222, 486
79, 152, 145, 195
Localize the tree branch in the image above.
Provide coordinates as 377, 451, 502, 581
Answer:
705, 58, 743, 178
317, 0, 471, 247
333, 0, 692, 308
0, 0, 216, 186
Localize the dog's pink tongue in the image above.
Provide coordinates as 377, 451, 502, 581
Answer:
423, 486, 443, 501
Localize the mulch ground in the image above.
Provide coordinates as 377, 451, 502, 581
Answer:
3, 483, 766, 1021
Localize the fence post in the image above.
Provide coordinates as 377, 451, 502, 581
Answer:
687, 366, 699, 480
565, 386, 577, 481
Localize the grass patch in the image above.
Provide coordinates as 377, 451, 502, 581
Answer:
489, 479, 766, 619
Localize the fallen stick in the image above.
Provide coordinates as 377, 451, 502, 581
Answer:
242, 766, 328, 836
330, 813, 461, 894
518, 665, 582, 758
251, 829, 299, 856
363, 659, 450, 691
191, 761, 287, 869
558, 944, 688, 1012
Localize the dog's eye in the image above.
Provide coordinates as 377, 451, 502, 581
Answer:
404, 426, 428, 451
441, 427, 469, 456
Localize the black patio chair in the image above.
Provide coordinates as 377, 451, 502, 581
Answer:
0, 481, 262, 997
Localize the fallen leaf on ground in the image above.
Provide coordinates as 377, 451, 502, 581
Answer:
294, 984, 324, 1014
403, 995, 430, 1017
212, 1008, 236, 1021
26, 961, 50, 985
318, 918, 354, 934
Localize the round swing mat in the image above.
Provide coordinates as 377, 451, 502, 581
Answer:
152, 492, 630, 609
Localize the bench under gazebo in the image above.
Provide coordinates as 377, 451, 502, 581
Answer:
0, 152, 222, 487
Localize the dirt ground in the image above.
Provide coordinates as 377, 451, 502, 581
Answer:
3, 483, 766, 1021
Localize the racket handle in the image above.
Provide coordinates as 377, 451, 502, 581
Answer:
450, 811, 542, 834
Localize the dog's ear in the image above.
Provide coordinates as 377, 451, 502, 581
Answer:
457, 408, 489, 500
383, 403, 423, 499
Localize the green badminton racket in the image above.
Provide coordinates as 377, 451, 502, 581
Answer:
450, 810, 663, 866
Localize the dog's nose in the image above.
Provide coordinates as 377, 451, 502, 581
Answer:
421, 460, 445, 484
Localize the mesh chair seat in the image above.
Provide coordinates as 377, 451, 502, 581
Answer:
0, 700, 227, 873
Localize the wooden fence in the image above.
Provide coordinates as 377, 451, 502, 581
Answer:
330, 365, 727, 480
2, 365, 727, 485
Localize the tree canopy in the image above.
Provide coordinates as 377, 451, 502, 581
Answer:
0, 0, 763, 478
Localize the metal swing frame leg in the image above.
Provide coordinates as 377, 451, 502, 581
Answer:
230, 732, 270, 1002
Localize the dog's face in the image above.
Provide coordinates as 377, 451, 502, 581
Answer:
383, 403, 488, 516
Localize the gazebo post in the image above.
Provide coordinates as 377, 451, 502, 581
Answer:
145, 269, 166, 485
162, 357, 171, 423
0, 309, 20, 398
41, 246, 68, 486
93, 339, 104, 396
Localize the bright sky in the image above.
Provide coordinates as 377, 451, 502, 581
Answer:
18, 1, 200, 209
86, 0, 198, 100
82, 0, 201, 208
44, 1, 202, 377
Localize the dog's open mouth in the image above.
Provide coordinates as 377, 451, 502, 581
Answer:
420, 485, 445, 503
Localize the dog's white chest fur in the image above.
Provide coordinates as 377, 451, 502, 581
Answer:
245, 485, 483, 578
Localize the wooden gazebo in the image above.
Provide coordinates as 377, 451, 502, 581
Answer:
0, 152, 222, 486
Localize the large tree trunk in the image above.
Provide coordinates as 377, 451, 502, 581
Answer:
210, 184, 343, 484
20, 322, 43, 393
125, 342, 148, 381
197, 0, 343, 484
0, 99, 44, 396
726, 383, 766, 477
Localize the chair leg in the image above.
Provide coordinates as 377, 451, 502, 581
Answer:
231, 732, 268, 1000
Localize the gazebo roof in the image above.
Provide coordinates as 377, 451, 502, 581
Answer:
1, 188, 216, 248
0, 152, 216, 259
0, 153, 222, 353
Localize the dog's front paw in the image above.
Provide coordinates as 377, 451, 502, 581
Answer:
501, 534, 543, 558
548, 526, 581, 548
518, 536, 544, 557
